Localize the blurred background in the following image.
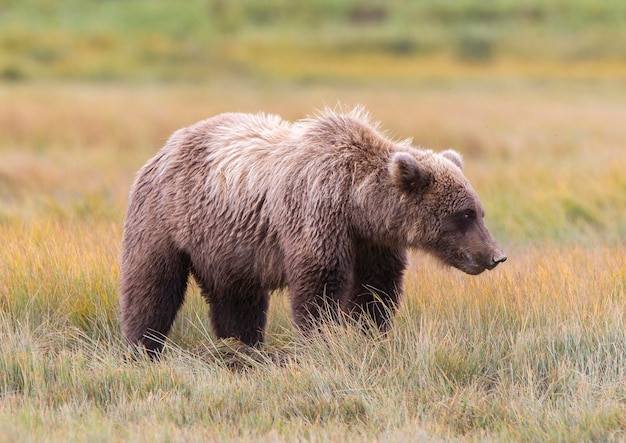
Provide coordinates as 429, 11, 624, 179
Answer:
1, 0, 626, 83
0, 0, 625, 245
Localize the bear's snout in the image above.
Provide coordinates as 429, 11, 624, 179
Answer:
489, 252, 507, 269
460, 247, 506, 274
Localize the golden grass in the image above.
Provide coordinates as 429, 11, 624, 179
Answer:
227, 44, 626, 83
0, 240, 623, 441
0, 220, 120, 335
0, 81, 625, 441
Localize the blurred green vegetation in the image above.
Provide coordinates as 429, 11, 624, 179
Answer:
1, 0, 626, 82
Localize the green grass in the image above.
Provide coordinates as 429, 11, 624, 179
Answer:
0, 81, 625, 441
1, 0, 626, 82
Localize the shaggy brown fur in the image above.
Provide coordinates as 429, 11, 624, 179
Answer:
119, 107, 506, 354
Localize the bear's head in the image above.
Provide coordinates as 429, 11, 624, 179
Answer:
389, 149, 506, 275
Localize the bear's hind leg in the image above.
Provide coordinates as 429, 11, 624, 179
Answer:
120, 240, 190, 356
203, 280, 269, 346
346, 245, 407, 332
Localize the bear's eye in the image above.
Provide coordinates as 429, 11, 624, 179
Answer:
461, 209, 476, 221
455, 209, 476, 231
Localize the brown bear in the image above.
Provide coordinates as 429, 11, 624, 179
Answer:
119, 107, 506, 355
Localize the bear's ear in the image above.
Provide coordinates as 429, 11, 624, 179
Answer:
389, 152, 432, 195
441, 149, 463, 170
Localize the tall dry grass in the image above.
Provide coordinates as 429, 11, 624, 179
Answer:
0, 81, 624, 441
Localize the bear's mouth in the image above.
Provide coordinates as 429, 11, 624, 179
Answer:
461, 252, 479, 267
460, 252, 486, 275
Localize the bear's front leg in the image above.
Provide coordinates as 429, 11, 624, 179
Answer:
287, 257, 354, 332
345, 244, 407, 332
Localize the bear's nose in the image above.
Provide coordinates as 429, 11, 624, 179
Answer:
490, 253, 507, 267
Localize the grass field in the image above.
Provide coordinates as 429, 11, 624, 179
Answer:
0, 79, 624, 441
1, 6, 626, 441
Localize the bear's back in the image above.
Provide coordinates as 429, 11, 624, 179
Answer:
125, 109, 419, 293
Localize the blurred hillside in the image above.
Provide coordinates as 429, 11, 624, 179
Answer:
1, 0, 626, 83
